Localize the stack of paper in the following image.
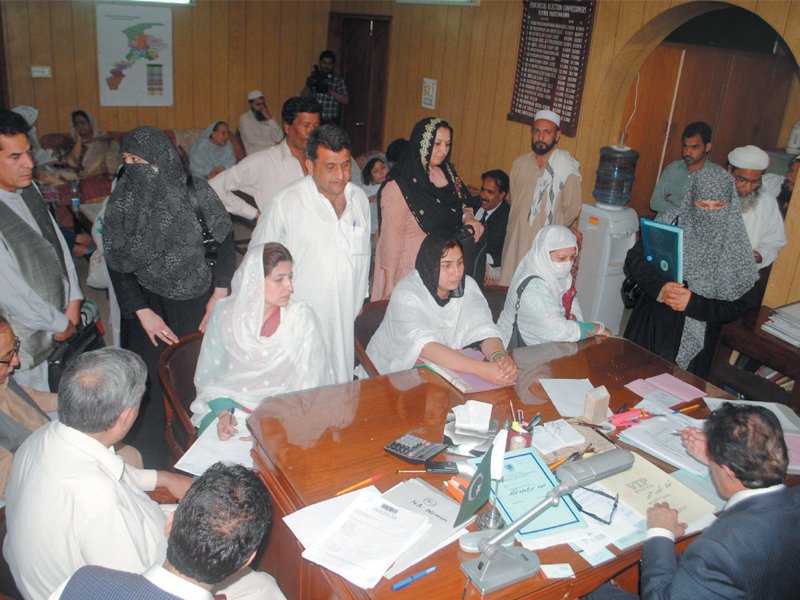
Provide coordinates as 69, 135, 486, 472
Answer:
625, 373, 705, 403
284, 480, 470, 588
762, 302, 800, 346
704, 397, 800, 475
531, 419, 585, 454
174, 408, 253, 476
619, 400, 706, 475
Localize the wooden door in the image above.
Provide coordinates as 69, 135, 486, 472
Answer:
329, 15, 391, 157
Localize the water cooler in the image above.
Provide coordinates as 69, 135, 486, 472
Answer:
576, 146, 640, 335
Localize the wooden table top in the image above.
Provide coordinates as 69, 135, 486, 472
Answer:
248, 336, 729, 599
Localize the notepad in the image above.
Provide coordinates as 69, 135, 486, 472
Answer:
417, 349, 514, 393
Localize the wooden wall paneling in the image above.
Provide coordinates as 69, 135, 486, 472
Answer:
498, 0, 527, 176
754, 0, 792, 35
191, 1, 212, 129
294, 1, 315, 103
381, 3, 405, 145
260, 0, 281, 112
459, 3, 493, 184
244, 0, 265, 107
171, 6, 193, 130
714, 53, 774, 161
438, 5, 463, 134
621, 45, 682, 214
641, 0, 672, 25
50, 4, 78, 133
764, 177, 800, 307
70, 2, 99, 132
311, 3, 331, 97
611, 0, 647, 57
277, 1, 298, 110
209, 0, 229, 126
2, 2, 32, 113
445, 5, 474, 161
227, 0, 248, 130
28, 2, 57, 133
778, 76, 800, 151
759, 58, 794, 150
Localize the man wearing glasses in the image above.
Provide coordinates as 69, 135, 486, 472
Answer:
585, 403, 800, 599
0, 315, 56, 499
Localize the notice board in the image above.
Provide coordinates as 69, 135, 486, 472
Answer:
508, 0, 596, 136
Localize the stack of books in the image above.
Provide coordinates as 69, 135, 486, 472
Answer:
762, 301, 800, 347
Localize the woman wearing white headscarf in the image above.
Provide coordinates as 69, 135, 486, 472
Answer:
497, 225, 609, 348
192, 242, 334, 440
362, 234, 517, 384
188, 120, 237, 180
624, 169, 757, 378
65, 109, 121, 177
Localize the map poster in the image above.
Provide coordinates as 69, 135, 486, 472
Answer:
96, 3, 174, 107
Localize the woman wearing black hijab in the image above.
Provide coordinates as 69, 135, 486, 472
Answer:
363, 234, 516, 383
104, 126, 235, 468
371, 117, 483, 300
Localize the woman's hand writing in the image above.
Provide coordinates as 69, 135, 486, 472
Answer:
217, 410, 253, 442
135, 308, 178, 347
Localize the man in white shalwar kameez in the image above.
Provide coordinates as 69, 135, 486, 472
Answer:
727, 146, 786, 269
250, 125, 370, 383
210, 96, 321, 220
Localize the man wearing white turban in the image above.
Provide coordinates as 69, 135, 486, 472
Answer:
727, 145, 786, 271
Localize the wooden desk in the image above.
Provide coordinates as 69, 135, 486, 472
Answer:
248, 337, 726, 599
710, 306, 800, 412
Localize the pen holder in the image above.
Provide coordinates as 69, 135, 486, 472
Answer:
505, 430, 532, 451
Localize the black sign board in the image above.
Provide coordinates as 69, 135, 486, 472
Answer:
508, 0, 596, 137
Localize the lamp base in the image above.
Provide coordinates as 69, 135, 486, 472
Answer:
460, 546, 540, 594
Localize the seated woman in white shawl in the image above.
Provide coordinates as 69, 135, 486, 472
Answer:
192, 242, 334, 439
188, 120, 237, 180
497, 225, 610, 348
363, 234, 517, 384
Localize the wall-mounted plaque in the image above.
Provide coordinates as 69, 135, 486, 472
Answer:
508, 0, 596, 136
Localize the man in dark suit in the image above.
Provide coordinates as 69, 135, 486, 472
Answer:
585, 403, 800, 599
475, 169, 510, 287
54, 462, 285, 599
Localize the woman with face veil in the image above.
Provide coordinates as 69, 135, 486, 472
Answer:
104, 126, 235, 468
362, 234, 516, 385
623, 168, 757, 378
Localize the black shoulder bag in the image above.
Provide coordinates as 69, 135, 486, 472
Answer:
507, 275, 540, 350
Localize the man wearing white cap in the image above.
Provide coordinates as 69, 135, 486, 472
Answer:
237, 90, 284, 155
499, 109, 582, 286
727, 145, 786, 271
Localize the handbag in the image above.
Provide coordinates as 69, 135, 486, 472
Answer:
507, 275, 540, 350
620, 274, 641, 309
47, 302, 106, 392
186, 177, 219, 267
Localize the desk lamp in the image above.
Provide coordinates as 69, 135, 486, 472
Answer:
460, 448, 634, 595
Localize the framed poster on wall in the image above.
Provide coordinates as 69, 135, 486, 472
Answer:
97, 3, 174, 107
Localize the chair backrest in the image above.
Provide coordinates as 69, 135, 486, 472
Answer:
483, 284, 509, 323
157, 331, 204, 463
354, 299, 389, 378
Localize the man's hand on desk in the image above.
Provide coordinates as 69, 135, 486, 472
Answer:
647, 502, 687, 537
681, 427, 710, 465
156, 471, 193, 501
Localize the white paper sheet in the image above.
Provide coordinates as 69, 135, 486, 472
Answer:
173, 409, 253, 476
283, 486, 378, 548
539, 379, 594, 417
302, 491, 430, 589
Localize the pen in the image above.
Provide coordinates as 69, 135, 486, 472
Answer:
615, 403, 628, 414
391, 565, 437, 591
517, 409, 524, 424
509, 399, 515, 421
228, 407, 235, 416
395, 469, 426, 474
674, 403, 702, 414
335, 474, 380, 496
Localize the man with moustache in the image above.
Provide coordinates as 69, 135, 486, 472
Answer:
500, 109, 582, 286
237, 90, 284, 155
0, 110, 82, 392
301, 50, 348, 125
650, 121, 722, 215
251, 125, 369, 383
474, 169, 511, 286
210, 96, 321, 220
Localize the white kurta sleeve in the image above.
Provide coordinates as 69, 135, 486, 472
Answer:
517, 279, 582, 344
753, 195, 786, 268
209, 160, 259, 220
79, 506, 160, 573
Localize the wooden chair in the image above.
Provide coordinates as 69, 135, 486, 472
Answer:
157, 331, 204, 464
354, 300, 389, 378
483, 284, 509, 323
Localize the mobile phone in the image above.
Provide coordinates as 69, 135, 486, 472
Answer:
425, 461, 459, 474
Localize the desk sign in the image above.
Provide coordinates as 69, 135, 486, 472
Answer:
508, 0, 596, 136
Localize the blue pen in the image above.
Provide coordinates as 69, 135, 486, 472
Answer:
391, 565, 437, 591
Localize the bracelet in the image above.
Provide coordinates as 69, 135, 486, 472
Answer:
489, 351, 507, 362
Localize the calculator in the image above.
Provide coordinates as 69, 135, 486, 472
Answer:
384, 433, 447, 464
